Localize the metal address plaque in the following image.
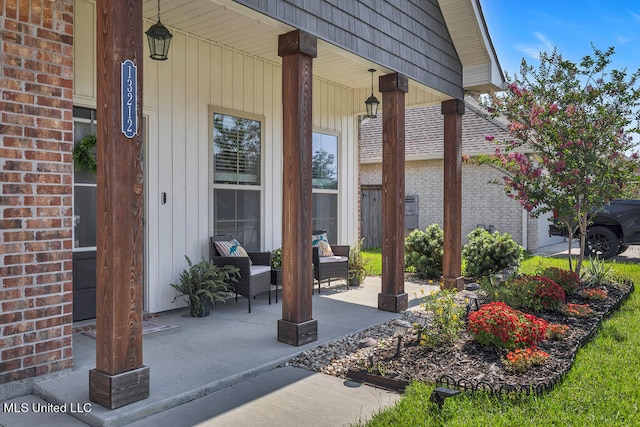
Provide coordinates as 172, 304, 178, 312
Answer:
121, 59, 138, 138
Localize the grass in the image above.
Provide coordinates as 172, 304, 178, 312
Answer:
363, 247, 382, 276
358, 254, 640, 426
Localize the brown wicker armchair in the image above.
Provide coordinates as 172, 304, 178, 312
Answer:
209, 236, 272, 313
312, 230, 350, 294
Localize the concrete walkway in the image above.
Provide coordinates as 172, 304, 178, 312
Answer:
1, 277, 437, 427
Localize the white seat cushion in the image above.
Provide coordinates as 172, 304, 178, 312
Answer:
318, 256, 348, 264
250, 265, 271, 276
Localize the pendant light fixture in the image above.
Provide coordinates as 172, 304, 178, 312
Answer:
365, 68, 380, 119
145, 0, 173, 61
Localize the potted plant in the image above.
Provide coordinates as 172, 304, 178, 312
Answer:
270, 247, 283, 288
348, 239, 369, 287
170, 255, 239, 317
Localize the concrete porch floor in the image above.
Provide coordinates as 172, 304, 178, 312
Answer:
1, 277, 438, 427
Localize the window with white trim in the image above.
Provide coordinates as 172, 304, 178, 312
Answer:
73, 107, 97, 250
211, 110, 262, 251
312, 132, 338, 241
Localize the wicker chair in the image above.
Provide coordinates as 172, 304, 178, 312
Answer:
209, 235, 272, 313
312, 229, 350, 294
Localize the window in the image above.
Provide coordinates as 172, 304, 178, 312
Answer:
211, 110, 262, 251
312, 132, 338, 241
73, 107, 97, 250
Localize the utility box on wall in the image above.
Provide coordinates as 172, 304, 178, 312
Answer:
405, 195, 419, 230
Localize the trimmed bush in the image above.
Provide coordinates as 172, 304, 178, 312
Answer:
462, 228, 523, 278
405, 224, 443, 279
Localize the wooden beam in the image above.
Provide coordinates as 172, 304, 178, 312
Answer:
277, 30, 318, 346
378, 73, 408, 313
442, 99, 465, 290
89, 0, 149, 409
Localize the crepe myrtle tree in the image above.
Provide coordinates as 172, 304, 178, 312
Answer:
478, 46, 640, 275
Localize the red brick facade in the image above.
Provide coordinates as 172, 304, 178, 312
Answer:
1, 0, 74, 384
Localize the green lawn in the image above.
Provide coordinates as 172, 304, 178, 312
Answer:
359, 253, 640, 427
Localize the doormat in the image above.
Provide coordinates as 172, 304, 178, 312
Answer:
79, 319, 178, 339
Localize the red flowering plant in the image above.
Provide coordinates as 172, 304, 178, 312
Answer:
502, 348, 550, 373
561, 303, 595, 318
579, 287, 608, 301
467, 302, 549, 350
546, 323, 570, 340
540, 267, 580, 295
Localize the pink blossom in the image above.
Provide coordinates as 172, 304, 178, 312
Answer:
585, 177, 592, 185
509, 122, 525, 132
485, 134, 495, 142
632, 152, 639, 159
566, 104, 576, 115
548, 103, 559, 114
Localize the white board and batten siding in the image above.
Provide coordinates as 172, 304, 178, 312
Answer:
73, 0, 360, 313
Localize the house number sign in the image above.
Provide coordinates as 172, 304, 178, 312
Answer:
121, 59, 138, 138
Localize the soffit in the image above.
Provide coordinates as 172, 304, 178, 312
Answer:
143, 0, 495, 101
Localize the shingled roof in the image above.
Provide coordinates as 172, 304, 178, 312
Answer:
360, 98, 516, 164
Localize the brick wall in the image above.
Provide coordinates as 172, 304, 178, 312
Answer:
1, 0, 74, 386
361, 160, 529, 247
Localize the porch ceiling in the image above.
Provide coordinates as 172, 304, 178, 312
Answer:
142, 0, 502, 104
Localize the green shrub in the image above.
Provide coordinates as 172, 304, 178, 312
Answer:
540, 266, 580, 295
583, 256, 616, 286
462, 228, 523, 278
417, 290, 466, 348
404, 224, 444, 279
482, 274, 566, 312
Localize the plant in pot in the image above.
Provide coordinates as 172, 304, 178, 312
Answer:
170, 255, 239, 317
348, 238, 369, 287
270, 248, 282, 300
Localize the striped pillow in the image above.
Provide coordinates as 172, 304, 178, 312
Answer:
214, 239, 251, 262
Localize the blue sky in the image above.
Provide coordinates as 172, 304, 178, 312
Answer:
481, 1, 640, 79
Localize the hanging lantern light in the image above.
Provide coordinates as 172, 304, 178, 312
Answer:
365, 68, 380, 119
145, 0, 173, 61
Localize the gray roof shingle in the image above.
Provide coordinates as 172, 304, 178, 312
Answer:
360, 99, 516, 163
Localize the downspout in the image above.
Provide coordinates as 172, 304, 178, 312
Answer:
522, 208, 528, 251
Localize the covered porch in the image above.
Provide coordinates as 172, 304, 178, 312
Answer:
79, 0, 502, 408
23, 278, 438, 426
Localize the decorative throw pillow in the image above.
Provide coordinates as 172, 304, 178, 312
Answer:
312, 232, 329, 247
214, 239, 251, 263
317, 240, 334, 257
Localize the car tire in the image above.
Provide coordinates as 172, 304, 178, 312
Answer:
586, 226, 619, 259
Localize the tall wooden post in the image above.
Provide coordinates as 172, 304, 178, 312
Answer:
442, 99, 465, 290
89, 0, 149, 409
277, 30, 318, 346
378, 73, 409, 313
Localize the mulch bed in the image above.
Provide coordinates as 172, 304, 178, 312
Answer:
347, 281, 634, 395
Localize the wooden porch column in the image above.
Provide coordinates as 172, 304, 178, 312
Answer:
89, 0, 149, 408
442, 99, 465, 290
378, 73, 409, 313
277, 30, 318, 346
